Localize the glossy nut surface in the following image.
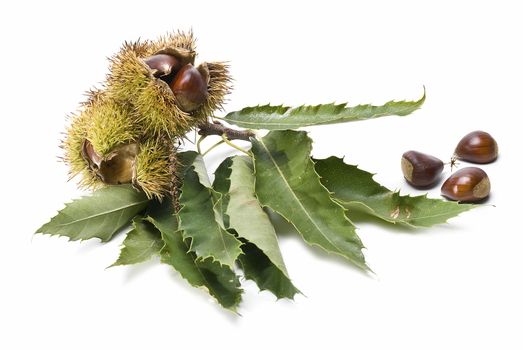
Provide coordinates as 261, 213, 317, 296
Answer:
401, 150, 444, 188
441, 167, 490, 202
144, 54, 180, 78
455, 130, 498, 164
170, 64, 208, 112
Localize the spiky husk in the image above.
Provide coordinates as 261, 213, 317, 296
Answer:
107, 44, 151, 102
147, 30, 196, 56
107, 41, 193, 138
85, 95, 140, 157
62, 109, 100, 189
63, 89, 139, 189
134, 138, 174, 200
63, 30, 232, 200
134, 77, 192, 137
192, 61, 232, 120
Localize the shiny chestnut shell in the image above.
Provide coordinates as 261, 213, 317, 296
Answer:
441, 167, 490, 202
401, 150, 444, 188
170, 64, 208, 112
454, 130, 498, 164
143, 54, 181, 78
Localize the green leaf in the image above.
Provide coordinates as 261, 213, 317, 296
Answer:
110, 217, 163, 267
238, 240, 300, 300
212, 156, 233, 228
177, 151, 200, 174
147, 200, 242, 311
213, 156, 300, 299
250, 130, 368, 271
222, 90, 425, 130
178, 153, 242, 267
225, 156, 299, 299
36, 185, 149, 242
314, 156, 476, 228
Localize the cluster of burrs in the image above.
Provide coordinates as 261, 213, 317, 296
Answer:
62, 31, 231, 200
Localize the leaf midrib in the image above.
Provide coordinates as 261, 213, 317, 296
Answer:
54, 199, 149, 227
341, 199, 470, 222
225, 105, 416, 127
256, 139, 343, 255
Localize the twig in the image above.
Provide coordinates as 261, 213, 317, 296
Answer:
198, 121, 254, 141
196, 135, 207, 154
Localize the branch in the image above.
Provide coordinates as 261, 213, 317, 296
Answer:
198, 121, 254, 141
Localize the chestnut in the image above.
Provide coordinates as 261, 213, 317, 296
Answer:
170, 64, 209, 112
441, 167, 490, 202
401, 150, 444, 188
454, 130, 498, 164
143, 54, 181, 78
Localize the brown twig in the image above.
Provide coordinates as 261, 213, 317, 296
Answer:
198, 121, 254, 141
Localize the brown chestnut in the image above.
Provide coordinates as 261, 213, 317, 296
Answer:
454, 130, 498, 164
401, 150, 444, 188
441, 167, 490, 202
170, 64, 208, 112
144, 54, 181, 78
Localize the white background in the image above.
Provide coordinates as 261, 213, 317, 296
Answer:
1, 1, 522, 349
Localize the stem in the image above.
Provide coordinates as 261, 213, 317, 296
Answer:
196, 135, 207, 154
447, 156, 460, 171
198, 121, 254, 141
202, 140, 226, 156
221, 134, 250, 156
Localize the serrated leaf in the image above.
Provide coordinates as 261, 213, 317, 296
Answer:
314, 156, 476, 228
110, 217, 163, 267
178, 153, 242, 267
222, 156, 299, 299
177, 151, 200, 174
238, 240, 300, 300
36, 185, 149, 242
227, 156, 288, 274
146, 200, 242, 311
250, 130, 368, 271
212, 156, 233, 228
223, 91, 425, 130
